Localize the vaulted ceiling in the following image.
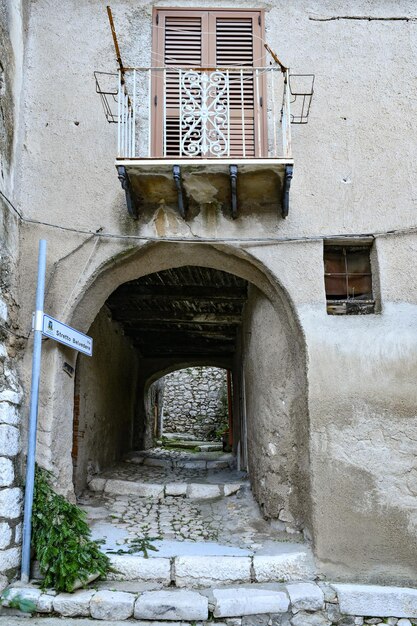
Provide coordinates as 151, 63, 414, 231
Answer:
106, 266, 248, 359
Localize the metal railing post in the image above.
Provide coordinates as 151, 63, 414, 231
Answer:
255, 69, 261, 156
283, 69, 292, 158
163, 68, 167, 157
117, 70, 121, 156
132, 69, 136, 157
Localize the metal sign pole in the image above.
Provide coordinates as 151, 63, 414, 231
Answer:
21, 239, 47, 583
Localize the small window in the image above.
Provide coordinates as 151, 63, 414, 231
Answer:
324, 242, 375, 315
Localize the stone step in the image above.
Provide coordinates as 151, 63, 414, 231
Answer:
1, 581, 322, 621
105, 546, 315, 587
4, 582, 417, 623
162, 432, 199, 441
125, 450, 234, 470
162, 440, 223, 453
88, 477, 243, 500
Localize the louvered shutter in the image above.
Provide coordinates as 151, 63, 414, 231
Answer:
213, 13, 263, 157
152, 9, 264, 157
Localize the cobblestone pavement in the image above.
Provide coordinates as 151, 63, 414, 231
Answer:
97, 460, 244, 485
80, 448, 304, 556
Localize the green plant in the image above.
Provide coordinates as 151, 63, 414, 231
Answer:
107, 534, 161, 558
32, 466, 110, 592
1, 589, 37, 613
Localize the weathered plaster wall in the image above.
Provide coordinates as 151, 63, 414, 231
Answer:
160, 367, 228, 440
301, 235, 417, 585
0, 0, 26, 585
242, 285, 310, 531
73, 306, 139, 494
15, 0, 416, 239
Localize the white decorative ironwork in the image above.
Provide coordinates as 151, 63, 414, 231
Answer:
180, 70, 229, 157
116, 66, 293, 159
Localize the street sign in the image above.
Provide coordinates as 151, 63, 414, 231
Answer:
42, 314, 93, 356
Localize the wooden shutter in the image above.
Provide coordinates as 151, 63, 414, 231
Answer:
214, 14, 262, 157
152, 9, 265, 158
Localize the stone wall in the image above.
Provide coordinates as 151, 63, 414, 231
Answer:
73, 306, 140, 494
0, 250, 23, 588
0, 0, 26, 587
242, 285, 309, 529
161, 367, 228, 440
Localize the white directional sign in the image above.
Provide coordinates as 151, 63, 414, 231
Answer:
42, 314, 93, 356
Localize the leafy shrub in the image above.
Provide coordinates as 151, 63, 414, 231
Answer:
32, 466, 110, 592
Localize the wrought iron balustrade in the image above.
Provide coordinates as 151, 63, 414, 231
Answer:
116, 66, 293, 160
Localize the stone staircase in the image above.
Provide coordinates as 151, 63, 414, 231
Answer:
0, 447, 319, 622
81, 447, 315, 590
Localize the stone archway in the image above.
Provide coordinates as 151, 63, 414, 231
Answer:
37, 242, 311, 533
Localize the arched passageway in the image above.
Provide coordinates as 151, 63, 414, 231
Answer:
71, 256, 310, 533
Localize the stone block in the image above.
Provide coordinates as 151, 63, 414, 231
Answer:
134, 589, 208, 620
286, 582, 324, 612
0, 299, 7, 323
0, 402, 20, 425
0, 457, 14, 487
290, 612, 331, 626
175, 556, 251, 587
0, 546, 20, 571
0, 575, 8, 593
108, 555, 171, 583
186, 484, 221, 499
333, 584, 417, 617
253, 550, 315, 583
90, 590, 135, 620
0, 487, 22, 518
0, 390, 22, 405
0, 425, 20, 457
398, 620, 413, 626
53, 589, 96, 616
37, 594, 54, 613
0, 522, 12, 549
88, 477, 107, 492
104, 479, 164, 499
165, 482, 187, 496
318, 582, 337, 603
213, 587, 289, 617
1, 586, 42, 608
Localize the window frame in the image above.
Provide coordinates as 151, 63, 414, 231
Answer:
151, 7, 267, 158
324, 240, 375, 315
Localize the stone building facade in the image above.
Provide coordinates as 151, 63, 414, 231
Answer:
0, 0, 416, 593
157, 367, 228, 440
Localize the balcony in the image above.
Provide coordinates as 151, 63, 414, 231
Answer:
111, 66, 296, 219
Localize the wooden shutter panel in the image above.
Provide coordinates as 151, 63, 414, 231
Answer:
215, 15, 258, 157
152, 9, 264, 157
165, 15, 204, 156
